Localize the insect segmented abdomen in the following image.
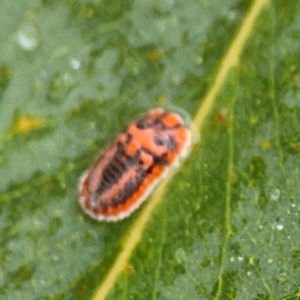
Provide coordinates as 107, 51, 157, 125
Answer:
79, 108, 191, 222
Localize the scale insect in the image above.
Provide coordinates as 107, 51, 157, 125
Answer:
79, 108, 191, 222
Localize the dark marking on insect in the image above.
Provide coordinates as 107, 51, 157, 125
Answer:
79, 108, 191, 221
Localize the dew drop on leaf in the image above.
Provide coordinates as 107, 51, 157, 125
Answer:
270, 188, 281, 201
237, 255, 244, 262
275, 221, 284, 231
70, 58, 81, 70
16, 23, 40, 51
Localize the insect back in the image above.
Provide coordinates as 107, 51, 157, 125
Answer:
79, 108, 191, 221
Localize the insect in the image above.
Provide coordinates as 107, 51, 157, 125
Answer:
79, 108, 191, 222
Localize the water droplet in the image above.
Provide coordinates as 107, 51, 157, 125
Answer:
70, 58, 81, 70
16, 23, 40, 51
237, 255, 244, 262
268, 258, 273, 264
275, 221, 284, 231
291, 203, 296, 208
270, 188, 281, 201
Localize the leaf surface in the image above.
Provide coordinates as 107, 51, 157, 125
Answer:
0, 0, 299, 300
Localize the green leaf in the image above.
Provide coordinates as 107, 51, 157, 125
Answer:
1, 0, 299, 300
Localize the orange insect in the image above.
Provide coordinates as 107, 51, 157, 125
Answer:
79, 108, 191, 221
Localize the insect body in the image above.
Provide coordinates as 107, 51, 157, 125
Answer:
79, 108, 191, 221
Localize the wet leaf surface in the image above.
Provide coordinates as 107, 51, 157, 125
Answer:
0, 0, 299, 299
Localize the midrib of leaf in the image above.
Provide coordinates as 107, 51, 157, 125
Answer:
150, 209, 166, 300
92, 0, 270, 299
